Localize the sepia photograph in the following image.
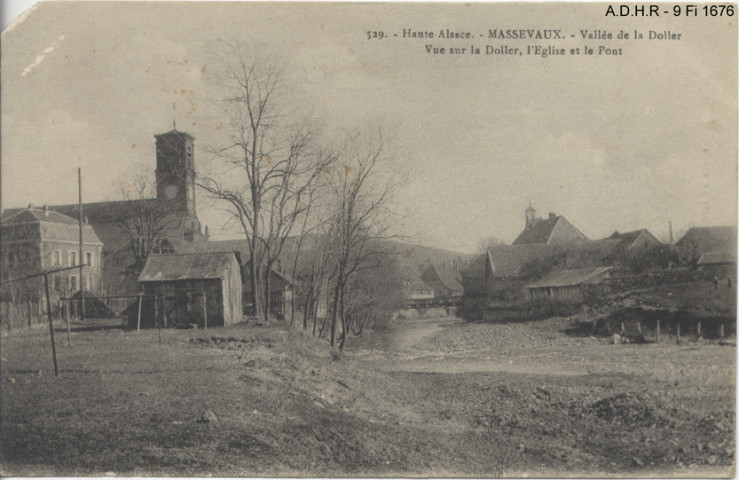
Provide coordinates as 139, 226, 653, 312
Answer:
0, 1, 736, 477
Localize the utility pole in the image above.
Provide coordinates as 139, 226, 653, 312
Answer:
78, 168, 86, 321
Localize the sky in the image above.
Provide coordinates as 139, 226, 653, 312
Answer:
2, 1, 736, 253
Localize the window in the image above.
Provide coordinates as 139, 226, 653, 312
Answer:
70, 275, 78, 291
52, 250, 61, 266
86, 252, 93, 267
69, 251, 77, 266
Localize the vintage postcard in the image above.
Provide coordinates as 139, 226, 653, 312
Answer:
1, 1, 736, 477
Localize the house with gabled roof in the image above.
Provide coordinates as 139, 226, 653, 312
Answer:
598, 229, 662, 253
0, 205, 103, 301
513, 205, 590, 246
420, 262, 464, 298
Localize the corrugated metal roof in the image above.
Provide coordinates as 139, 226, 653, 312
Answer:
139, 252, 238, 282
526, 266, 612, 289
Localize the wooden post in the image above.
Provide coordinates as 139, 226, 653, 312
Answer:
64, 298, 72, 347
620, 321, 625, 334
43, 272, 59, 377
720, 324, 725, 339
157, 296, 162, 346
636, 320, 642, 334
656, 318, 660, 343
202, 290, 208, 330
697, 321, 702, 339
136, 293, 143, 333
676, 323, 681, 345
78, 168, 86, 322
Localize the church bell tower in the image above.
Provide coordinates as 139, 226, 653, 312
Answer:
155, 129, 197, 216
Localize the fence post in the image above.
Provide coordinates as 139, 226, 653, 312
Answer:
43, 272, 59, 377
697, 321, 702, 339
656, 318, 660, 343
202, 290, 208, 330
65, 298, 72, 347
157, 296, 162, 346
137, 293, 143, 333
720, 323, 725, 339
676, 323, 681, 345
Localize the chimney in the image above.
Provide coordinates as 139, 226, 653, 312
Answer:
43, 204, 49, 216
548, 212, 556, 220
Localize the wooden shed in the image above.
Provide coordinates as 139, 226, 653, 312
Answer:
137, 252, 242, 328
525, 266, 612, 304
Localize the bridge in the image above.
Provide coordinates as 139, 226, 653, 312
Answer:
404, 295, 463, 309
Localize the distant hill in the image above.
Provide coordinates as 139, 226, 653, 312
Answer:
382, 240, 476, 278
183, 235, 473, 280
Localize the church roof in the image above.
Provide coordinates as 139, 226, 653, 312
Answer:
512, 214, 589, 246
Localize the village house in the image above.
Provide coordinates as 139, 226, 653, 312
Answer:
419, 262, 464, 298
136, 252, 242, 328
675, 226, 736, 260
0, 206, 103, 302
403, 275, 435, 300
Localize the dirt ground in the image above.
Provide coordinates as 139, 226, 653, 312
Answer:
1, 315, 735, 477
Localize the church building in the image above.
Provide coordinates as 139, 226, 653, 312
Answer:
3, 128, 208, 296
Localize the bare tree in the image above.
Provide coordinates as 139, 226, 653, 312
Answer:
323, 128, 404, 350
477, 235, 507, 254
199, 42, 334, 321
117, 171, 178, 272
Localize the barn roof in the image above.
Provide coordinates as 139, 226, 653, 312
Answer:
139, 252, 238, 282
526, 266, 612, 289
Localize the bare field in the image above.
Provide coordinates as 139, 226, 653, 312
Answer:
1, 315, 735, 477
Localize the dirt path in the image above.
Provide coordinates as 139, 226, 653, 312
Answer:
387, 316, 459, 352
